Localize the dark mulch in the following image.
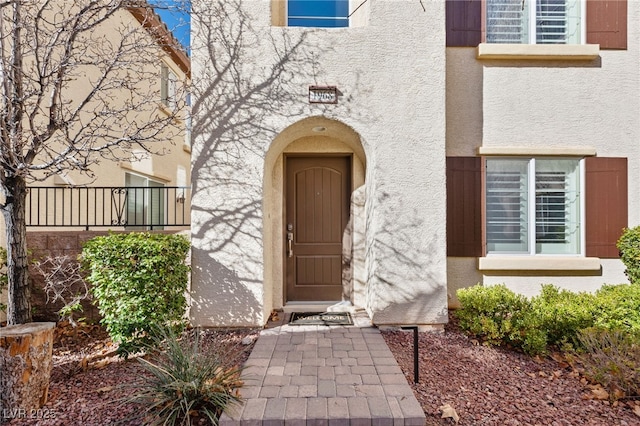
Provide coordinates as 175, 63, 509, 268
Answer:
6, 323, 259, 426
5, 317, 639, 425
382, 318, 640, 425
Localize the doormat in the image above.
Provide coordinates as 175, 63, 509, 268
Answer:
289, 312, 353, 326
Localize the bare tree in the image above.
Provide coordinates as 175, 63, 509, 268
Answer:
33, 255, 90, 327
0, 0, 185, 324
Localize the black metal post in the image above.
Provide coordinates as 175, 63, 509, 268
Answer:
401, 325, 419, 383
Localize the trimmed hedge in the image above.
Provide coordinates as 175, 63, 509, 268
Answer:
592, 284, 640, 331
82, 232, 190, 356
456, 284, 547, 355
531, 285, 596, 348
456, 283, 640, 355
617, 226, 640, 284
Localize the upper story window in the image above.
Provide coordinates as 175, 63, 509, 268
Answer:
288, 0, 349, 27
486, 0, 582, 44
446, 0, 627, 50
161, 63, 178, 110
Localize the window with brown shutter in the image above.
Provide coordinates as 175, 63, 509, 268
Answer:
585, 157, 628, 258
446, 156, 628, 260
446, 0, 627, 49
446, 157, 483, 256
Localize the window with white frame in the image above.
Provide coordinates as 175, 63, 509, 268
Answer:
125, 173, 165, 230
160, 63, 178, 110
485, 158, 582, 255
287, 0, 349, 27
486, 0, 582, 44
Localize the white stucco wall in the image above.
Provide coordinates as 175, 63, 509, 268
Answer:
190, 0, 448, 327
445, 5, 640, 300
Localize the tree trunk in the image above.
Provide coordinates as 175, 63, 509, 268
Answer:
0, 322, 55, 412
1, 176, 32, 325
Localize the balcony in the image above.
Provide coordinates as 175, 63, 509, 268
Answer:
26, 186, 190, 230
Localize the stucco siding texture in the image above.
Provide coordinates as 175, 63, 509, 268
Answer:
481, 57, 638, 153
445, 6, 640, 299
190, 0, 448, 327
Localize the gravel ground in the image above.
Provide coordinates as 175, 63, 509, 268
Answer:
6, 324, 259, 426
6, 320, 639, 425
381, 320, 640, 425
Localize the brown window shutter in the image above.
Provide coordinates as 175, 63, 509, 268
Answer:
585, 157, 628, 258
586, 0, 627, 50
447, 157, 483, 257
446, 0, 482, 47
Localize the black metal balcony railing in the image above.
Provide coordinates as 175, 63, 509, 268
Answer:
26, 186, 190, 230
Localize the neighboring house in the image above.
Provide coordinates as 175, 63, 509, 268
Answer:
0, 5, 191, 322
14, 6, 191, 232
190, 0, 637, 329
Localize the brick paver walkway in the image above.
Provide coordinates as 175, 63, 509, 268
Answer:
220, 312, 426, 425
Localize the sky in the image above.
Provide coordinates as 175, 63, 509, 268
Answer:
149, 1, 190, 51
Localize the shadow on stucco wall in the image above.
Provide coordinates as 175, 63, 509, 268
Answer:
188, 0, 325, 325
189, 247, 262, 326
365, 189, 448, 325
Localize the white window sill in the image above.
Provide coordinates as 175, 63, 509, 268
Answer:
478, 256, 601, 271
476, 43, 600, 60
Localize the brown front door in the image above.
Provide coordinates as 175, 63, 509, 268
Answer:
285, 155, 351, 302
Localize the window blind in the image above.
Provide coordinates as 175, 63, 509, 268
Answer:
486, 0, 527, 44
486, 158, 580, 255
535, 171, 569, 242
486, 160, 529, 253
535, 159, 580, 254
536, 0, 568, 43
486, 0, 581, 44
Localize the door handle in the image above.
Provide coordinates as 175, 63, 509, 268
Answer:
287, 223, 294, 258
287, 231, 294, 258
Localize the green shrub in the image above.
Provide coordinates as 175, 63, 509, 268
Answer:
131, 326, 244, 426
457, 282, 640, 357
531, 285, 596, 348
592, 284, 640, 332
456, 284, 547, 355
82, 232, 190, 356
577, 327, 640, 400
617, 226, 640, 284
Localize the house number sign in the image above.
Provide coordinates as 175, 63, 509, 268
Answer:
309, 86, 338, 104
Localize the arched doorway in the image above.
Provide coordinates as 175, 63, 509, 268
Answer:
263, 117, 367, 314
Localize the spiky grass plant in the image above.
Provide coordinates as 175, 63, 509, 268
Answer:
131, 326, 244, 426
